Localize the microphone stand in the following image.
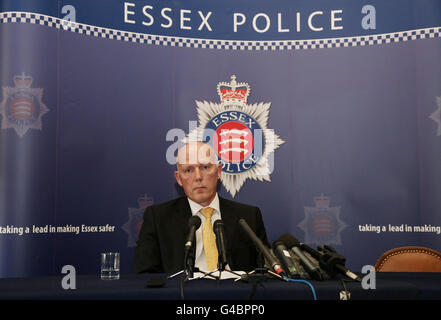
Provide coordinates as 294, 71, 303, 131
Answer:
184, 244, 196, 280
194, 269, 220, 280
180, 244, 198, 300
236, 267, 285, 282
233, 253, 286, 300
234, 252, 286, 282
183, 246, 219, 281
200, 260, 243, 283
218, 262, 243, 283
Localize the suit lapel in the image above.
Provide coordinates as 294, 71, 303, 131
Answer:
171, 197, 192, 241
219, 197, 237, 258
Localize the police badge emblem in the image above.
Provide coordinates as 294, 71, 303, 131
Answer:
298, 194, 347, 246
0, 73, 50, 137
188, 75, 285, 197
429, 96, 441, 136
122, 194, 154, 247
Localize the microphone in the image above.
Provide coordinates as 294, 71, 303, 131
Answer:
307, 244, 361, 282
238, 219, 285, 276
213, 220, 228, 271
278, 234, 323, 281
298, 242, 321, 261
272, 240, 298, 279
185, 216, 201, 249
184, 216, 201, 277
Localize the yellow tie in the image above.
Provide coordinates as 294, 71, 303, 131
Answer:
200, 207, 218, 271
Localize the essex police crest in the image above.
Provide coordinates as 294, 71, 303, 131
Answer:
0, 73, 49, 137
298, 194, 347, 246
122, 194, 154, 247
188, 75, 285, 197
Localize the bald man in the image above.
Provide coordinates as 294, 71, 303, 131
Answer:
133, 142, 269, 274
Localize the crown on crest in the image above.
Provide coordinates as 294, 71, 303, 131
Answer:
314, 193, 331, 208
217, 75, 250, 106
137, 194, 153, 208
14, 73, 33, 88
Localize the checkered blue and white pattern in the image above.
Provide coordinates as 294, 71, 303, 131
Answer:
1, 11, 441, 51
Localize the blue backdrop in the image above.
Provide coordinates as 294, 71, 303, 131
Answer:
1, 0, 441, 278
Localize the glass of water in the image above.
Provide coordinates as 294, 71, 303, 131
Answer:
101, 252, 120, 280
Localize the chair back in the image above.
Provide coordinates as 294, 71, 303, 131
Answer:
374, 246, 441, 272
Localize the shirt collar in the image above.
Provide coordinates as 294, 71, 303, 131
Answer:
187, 193, 220, 215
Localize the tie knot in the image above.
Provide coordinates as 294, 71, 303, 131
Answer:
200, 207, 214, 219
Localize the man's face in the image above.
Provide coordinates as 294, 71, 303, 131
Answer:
174, 143, 222, 207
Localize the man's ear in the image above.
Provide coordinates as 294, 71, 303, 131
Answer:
216, 164, 222, 180
174, 170, 183, 186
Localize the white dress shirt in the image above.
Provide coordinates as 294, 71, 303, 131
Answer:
187, 193, 221, 272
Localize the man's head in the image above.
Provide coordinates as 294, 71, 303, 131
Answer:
174, 141, 222, 207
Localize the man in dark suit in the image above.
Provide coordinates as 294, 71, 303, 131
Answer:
133, 141, 269, 274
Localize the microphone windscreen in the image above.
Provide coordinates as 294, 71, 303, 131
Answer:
188, 215, 201, 229
271, 240, 284, 250
277, 234, 300, 249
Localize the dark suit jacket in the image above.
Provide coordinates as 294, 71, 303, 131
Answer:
133, 196, 269, 274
